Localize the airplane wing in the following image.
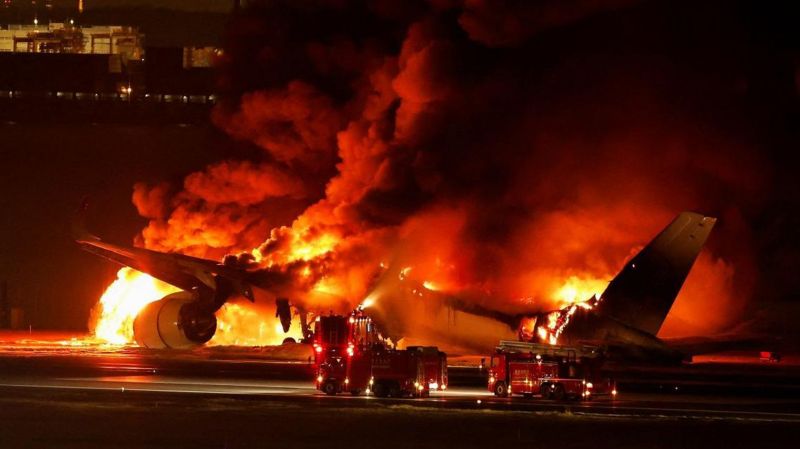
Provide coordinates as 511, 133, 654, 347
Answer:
73, 198, 254, 301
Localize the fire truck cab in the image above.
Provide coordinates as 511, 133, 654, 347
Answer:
488, 340, 616, 401
311, 315, 351, 364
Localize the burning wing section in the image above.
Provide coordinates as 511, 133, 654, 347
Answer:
74, 201, 259, 348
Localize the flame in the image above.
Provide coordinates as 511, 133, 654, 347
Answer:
91, 268, 305, 347
91, 267, 180, 345
210, 302, 304, 346
289, 231, 339, 262
553, 275, 607, 308
534, 284, 605, 345
422, 280, 439, 291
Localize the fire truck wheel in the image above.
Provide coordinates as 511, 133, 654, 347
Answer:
373, 382, 387, 398
493, 382, 508, 397
541, 386, 552, 400
350, 389, 361, 396
552, 384, 566, 401
323, 381, 337, 396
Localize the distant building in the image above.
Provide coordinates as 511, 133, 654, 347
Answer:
0, 22, 218, 100
0, 22, 143, 59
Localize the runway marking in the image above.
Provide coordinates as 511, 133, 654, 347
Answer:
2, 381, 800, 422
0, 382, 301, 396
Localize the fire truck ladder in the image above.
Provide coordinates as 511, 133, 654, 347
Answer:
497, 340, 603, 360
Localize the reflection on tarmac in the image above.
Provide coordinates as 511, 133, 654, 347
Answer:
2, 331, 800, 422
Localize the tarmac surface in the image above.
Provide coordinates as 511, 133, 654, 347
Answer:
0, 332, 799, 448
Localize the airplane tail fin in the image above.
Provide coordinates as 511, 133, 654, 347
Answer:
598, 212, 717, 336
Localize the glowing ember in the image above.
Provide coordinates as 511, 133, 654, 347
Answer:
90, 267, 179, 345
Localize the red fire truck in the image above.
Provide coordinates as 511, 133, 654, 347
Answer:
311, 315, 351, 364
317, 345, 447, 397
487, 340, 616, 400
313, 311, 447, 397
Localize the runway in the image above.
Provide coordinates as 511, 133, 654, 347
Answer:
0, 333, 799, 447
3, 375, 800, 422
1, 338, 800, 422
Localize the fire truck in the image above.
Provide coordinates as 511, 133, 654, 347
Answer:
311, 315, 352, 364
333, 346, 447, 397
313, 312, 447, 397
487, 340, 616, 400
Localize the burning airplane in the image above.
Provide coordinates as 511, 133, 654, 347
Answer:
76, 197, 715, 361
355, 211, 716, 360
69, 1, 761, 358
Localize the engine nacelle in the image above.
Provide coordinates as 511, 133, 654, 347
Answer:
133, 291, 217, 349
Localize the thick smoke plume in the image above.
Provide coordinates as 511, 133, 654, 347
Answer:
131, 0, 781, 343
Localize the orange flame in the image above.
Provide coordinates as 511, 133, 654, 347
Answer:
210, 302, 305, 346
90, 267, 179, 345
91, 268, 304, 347
552, 275, 607, 308
530, 276, 608, 345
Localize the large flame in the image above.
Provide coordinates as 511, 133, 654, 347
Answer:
210, 302, 305, 346
91, 267, 179, 345
552, 275, 608, 308
91, 267, 305, 347
533, 277, 608, 345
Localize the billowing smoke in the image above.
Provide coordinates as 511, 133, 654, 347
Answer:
129, 0, 786, 344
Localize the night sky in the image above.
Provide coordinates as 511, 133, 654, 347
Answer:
1, 0, 798, 339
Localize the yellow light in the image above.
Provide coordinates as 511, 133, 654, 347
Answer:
441, 384, 447, 390
612, 389, 618, 396
586, 382, 593, 389
344, 378, 349, 385
316, 375, 323, 383
488, 376, 495, 384
359, 296, 375, 309
422, 281, 438, 291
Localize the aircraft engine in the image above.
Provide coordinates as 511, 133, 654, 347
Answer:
133, 291, 217, 349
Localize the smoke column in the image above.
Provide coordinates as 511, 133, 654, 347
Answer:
129, 0, 797, 343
